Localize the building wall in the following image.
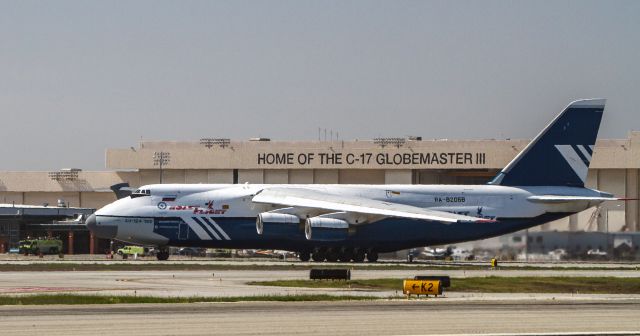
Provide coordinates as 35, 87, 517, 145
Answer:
185, 169, 208, 183
385, 170, 413, 184
597, 169, 627, 232
0, 192, 24, 204
625, 169, 639, 232
80, 192, 116, 209
289, 170, 314, 184
24, 192, 81, 208
238, 169, 264, 184
264, 170, 289, 184
338, 169, 385, 184
314, 170, 339, 184
208, 170, 233, 183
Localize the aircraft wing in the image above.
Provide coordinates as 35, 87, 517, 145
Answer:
252, 187, 493, 224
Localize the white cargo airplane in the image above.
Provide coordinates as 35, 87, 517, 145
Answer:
87, 99, 625, 262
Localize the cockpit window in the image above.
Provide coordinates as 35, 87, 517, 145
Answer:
131, 189, 151, 198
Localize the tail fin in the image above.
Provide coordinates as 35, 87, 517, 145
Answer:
110, 183, 133, 199
489, 99, 605, 187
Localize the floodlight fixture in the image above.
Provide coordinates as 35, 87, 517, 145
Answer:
373, 137, 406, 148
153, 151, 171, 183
199, 138, 231, 149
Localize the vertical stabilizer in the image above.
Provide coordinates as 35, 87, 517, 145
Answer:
490, 99, 605, 187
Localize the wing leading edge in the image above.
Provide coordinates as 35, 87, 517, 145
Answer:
252, 187, 494, 224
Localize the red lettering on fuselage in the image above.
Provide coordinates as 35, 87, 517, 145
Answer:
168, 205, 227, 215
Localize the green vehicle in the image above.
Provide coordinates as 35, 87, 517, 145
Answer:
18, 239, 63, 255
117, 245, 149, 257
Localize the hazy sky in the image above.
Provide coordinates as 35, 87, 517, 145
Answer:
1, 1, 639, 170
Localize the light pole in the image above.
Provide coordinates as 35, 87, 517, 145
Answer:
153, 151, 171, 184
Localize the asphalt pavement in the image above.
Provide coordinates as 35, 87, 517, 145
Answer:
1, 300, 639, 335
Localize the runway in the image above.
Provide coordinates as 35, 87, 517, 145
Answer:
1, 261, 639, 335
2, 269, 640, 299
1, 300, 639, 335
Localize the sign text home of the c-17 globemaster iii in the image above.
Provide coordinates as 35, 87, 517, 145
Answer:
256, 151, 487, 167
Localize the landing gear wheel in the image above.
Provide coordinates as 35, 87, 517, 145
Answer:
338, 248, 353, 262
298, 251, 311, 262
325, 249, 339, 262
312, 248, 326, 262
353, 249, 366, 263
156, 248, 170, 261
366, 250, 379, 263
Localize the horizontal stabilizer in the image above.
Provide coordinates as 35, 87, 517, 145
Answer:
527, 195, 634, 204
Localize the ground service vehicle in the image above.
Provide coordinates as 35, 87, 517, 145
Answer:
116, 245, 148, 256
18, 239, 63, 255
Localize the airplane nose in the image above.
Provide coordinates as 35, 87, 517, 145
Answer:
85, 214, 118, 239
85, 214, 97, 230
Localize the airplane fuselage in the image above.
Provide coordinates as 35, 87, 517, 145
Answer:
90, 183, 607, 253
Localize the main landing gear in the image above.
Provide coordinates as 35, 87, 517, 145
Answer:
298, 251, 311, 262
156, 247, 170, 261
300, 247, 378, 263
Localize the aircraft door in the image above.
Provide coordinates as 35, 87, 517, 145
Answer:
178, 222, 189, 240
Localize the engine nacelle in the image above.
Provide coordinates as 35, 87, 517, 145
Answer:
256, 212, 300, 237
305, 217, 349, 241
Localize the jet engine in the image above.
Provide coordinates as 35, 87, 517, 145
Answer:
256, 212, 300, 237
304, 216, 350, 241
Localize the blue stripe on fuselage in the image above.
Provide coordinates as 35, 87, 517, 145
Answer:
151, 214, 571, 252
192, 217, 220, 240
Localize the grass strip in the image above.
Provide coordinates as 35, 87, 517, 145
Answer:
0, 293, 377, 305
249, 276, 640, 294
